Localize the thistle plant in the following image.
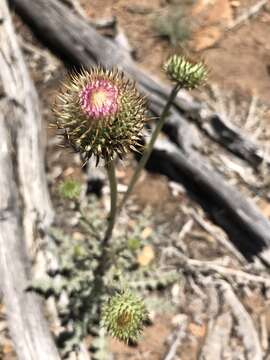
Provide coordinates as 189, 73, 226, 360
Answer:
45, 58, 207, 352
52, 67, 150, 349
31, 197, 178, 357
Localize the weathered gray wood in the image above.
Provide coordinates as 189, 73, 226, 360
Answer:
150, 139, 270, 260
218, 280, 262, 360
0, 110, 60, 360
11, 0, 270, 258
190, 113, 270, 169
2, 1, 54, 254
0, 1, 60, 359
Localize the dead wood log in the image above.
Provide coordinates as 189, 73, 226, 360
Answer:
200, 312, 232, 360
0, 110, 60, 360
10, 0, 270, 260
0, 1, 60, 359
218, 280, 263, 360
190, 112, 270, 169
1, 3, 54, 254
150, 139, 270, 260
163, 316, 188, 360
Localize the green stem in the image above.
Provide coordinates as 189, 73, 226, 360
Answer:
90, 160, 118, 296
118, 83, 181, 212
90, 160, 117, 296
103, 159, 118, 245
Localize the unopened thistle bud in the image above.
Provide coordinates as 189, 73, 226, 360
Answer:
53, 68, 148, 164
58, 179, 81, 200
101, 290, 148, 343
164, 55, 208, 89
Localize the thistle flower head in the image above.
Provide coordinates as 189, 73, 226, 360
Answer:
101, 290, 148, 343
80, 79, 118, 119
58, 179, 81, 200
164, 55, 208, 89
53, 67, 148, 164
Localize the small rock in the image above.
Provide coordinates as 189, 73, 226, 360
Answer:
192, 26, 222, 51
137, 245, 155, 266
171, 313, 188, 327
141, 227, 153, 239
63, 167, 75, 176
171, 283, 181, 300
188, 322, 207, 338
48, 165, 63, 181
125, 4, 153, 15
72, 232, 84, 241
230, 0, 240, 8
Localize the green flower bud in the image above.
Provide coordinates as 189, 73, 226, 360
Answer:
164, 55, 208, 89
101, 290, 148, 343
53, 67, 148, 165
58, 179, 81, 200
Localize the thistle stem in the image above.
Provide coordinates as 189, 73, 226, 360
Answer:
91, 160, 118, 293
103, 159, 117, 245
118, 83, 181, 212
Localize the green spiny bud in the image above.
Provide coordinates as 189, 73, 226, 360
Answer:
58, 179, 81, 200
164, 55, 208, 89
53, 67, 148, 165
127, 238, 141, 252
101, 290, 149, 343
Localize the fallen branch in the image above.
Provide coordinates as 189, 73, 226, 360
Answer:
151, 139, 270, 260
1, 5, 54, 254
260, 314, 268, 352
190, 111, 270, 169
189, 208, 247, 264
218, 280, 263, 360
168, 244, 270, 286
0, 110, 60, 360
186, 258, 270, 287
228, 0, 268, 31
200, 312, 233, 360
163, 316, 188, 360
0, 1, 60, 359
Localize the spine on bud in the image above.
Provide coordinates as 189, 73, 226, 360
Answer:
101, 290, 149, 343
53, 67, 148, 165
164, 55, 208, 89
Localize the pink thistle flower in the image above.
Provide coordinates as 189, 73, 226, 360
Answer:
79, 79, 118, 119
53, 67, 148, 164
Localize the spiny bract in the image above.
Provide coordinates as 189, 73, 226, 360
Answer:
53, 67, 148, 164
101, 290, 148, 343
58, 179, 81, 200
164, 55, 208, 89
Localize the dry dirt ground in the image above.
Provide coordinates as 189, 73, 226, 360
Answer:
1, 0, 270, 359
84, 0, 270, 103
